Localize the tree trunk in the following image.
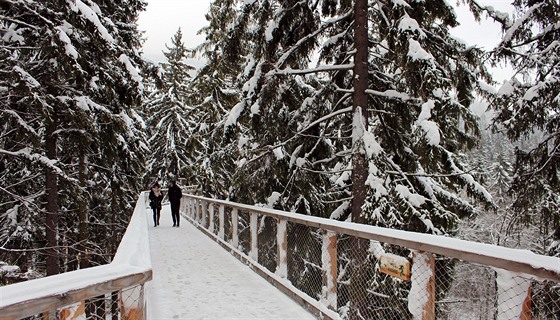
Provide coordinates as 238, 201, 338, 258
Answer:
350, 0, 369, 319
351, 0, 369, 225
109, 176, 118, 258
45, 116, 59, 276
78, 152, 89, 269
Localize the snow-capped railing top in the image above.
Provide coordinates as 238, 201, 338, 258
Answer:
0, 192, 153, 320
186, 194, 560, 282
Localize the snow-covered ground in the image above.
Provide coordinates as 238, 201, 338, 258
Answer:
145, 204, 317, 320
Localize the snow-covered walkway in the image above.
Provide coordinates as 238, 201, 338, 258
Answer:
145, 204, 317, 320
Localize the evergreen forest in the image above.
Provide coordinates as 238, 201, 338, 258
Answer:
0, 0, 558, 316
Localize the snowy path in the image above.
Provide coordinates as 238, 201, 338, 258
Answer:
145, 204, 317, 320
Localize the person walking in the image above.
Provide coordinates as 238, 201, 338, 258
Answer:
167, 180, 183, 227
149, 182, 163, 227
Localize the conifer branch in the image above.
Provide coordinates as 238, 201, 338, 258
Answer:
274, 64, 354, 75
275, 11, 353, 69
386, 169, 477, 178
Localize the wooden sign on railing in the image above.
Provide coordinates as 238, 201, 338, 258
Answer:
378, 253, 411, 281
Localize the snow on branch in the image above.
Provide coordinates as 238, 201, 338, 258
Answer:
75, 95, 110, 114
56, 26, 78, 59
398, 14, 426, 39
441, 148, 493, 203
69, 0, 115, 44
365, 89, 413, 102
502, 3, 545, 43
275, 11, 352, 69
246, 107, 353, 165
415, 100, 440, 146
118, 54, 144, 90
2, 23, 25, 44
274, 64, 354, 75
0, 148, 78, 184
13, 66, 40, 88
1, 109, 39, 138
407, 39, 435, 63
468, 1, 512, 27
0, 15, 40, 30
225, 100, 245, 128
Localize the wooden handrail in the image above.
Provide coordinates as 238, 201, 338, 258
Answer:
184, 194, 560, 282
0, 192, 153, 320
0, 268, 151, 320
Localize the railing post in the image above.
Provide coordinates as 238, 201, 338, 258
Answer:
120, 285, 144, 320
219, 205, 225, 240
111, 291, 119, 320
59, 301, 85, 319
521, 285, 532, 320
275, 218, 287, 278
408, 251, 435, 320
496, 270, 533, 320
250, 213, 258, 262
321, 230, 337, 311
191, 198, 195, 220
208, 203, 215, 233
202, 201, 208, 228
190, 198, 194, 219
191, 197, 195, 218
232, 208, 239, 249
186, 197, 192, 218
194, 200, 201, 224
179, 197, 185, 216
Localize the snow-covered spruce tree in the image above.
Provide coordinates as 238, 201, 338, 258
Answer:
222, 0, 493, 233
468, 0, 560, 316
483, 0, 559, 257
201, 0, 342, 294
145, 28, 195, 180
184, 0, 244, 198
216, 0, 493, 318
221, 0, 335, 215
0, 0, 147, 276
0, 2, 45, 276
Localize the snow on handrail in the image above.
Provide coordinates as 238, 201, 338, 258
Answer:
185, 194, 560, 282
0, 192, 152, 320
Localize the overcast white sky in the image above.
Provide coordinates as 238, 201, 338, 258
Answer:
137, 0, 513, 80
138, 0, 210, 63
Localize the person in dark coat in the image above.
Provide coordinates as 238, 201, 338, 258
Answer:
149, 182, 163, 227
167, 180, 183, 227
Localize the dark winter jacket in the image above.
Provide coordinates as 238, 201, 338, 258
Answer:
168, 184, 182, 205
149, 190, 163, 209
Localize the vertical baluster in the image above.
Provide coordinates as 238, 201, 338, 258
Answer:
250, 212, 258, 261
196, 199, 200, 223
496, 269, 533, 320
59, 301, 85, 320
219, 205, 225, 240
208, 203, 215, 233
275, 218, 287, 278
119, 285, 143, 320
321, 230, 337, 311
202, 201, 208, 228
232, 208, 238, 249
408, 251, 435, 320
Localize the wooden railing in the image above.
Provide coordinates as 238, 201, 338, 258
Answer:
0, 192, 153, 320
182, 194, 560, 320
2, 190, 558, 320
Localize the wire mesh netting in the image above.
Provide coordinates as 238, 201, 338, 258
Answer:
286, 222, 326, 305
183, 198, 560, 320
17, 284, 145, 320
237, 210, 251, 256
